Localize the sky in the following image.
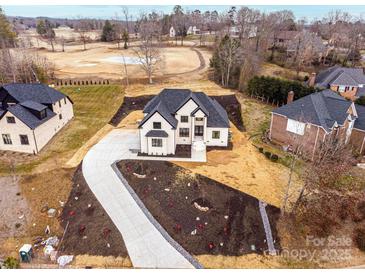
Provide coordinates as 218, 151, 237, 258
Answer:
2, 5, 365, 21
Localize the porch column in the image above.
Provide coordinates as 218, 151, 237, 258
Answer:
203, 117, 207, 142
191, 116, 195, 142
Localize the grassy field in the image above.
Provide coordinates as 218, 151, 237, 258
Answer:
0, 85, 125, 175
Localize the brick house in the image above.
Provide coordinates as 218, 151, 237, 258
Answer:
308, 66, 365, 101
269, 90, 365, 159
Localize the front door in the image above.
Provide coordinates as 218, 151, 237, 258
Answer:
195, 126, 204, 136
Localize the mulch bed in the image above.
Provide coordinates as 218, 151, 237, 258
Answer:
109, 95, 153, 126
137, 145, 192, 158
211, 95, 245, 131
59, 165, 129, 257
109, 94, 244, 132
117, 160, 280, 256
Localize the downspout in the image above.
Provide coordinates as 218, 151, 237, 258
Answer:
312, 126, 320, 161
360, 135, 365, 155
32, 129, 39, 154
269, 113, 274, 140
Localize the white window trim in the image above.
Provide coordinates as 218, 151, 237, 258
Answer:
286, 119, 305, 136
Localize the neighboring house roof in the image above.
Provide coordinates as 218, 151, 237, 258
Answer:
140, 89, 230, 129
287, 31, 325, 53
7, 104, 56, 129
145, 130, 169, 137
20, 100, 48, 112
0, 106, 5, 116
1, 83, 67, 104
354, 104, 365, 131
314, 66, 365, 88
356, 87, 365, 98
0, 83, 69, 129
272, 90, 352, 132
270, 31, 300, 42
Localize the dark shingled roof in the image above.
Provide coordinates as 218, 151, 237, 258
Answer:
272, 90, 352, 132
354, 104, 365, 131
140, 89, 230, 129
356, 87, 365, 98
1, 83, 66, 104
7, 104, 56, 129
314, 66, 365, 88
20, 100, 47, 112
145, 130, 169, 137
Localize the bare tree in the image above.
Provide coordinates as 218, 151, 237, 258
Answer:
133, 15, 162, 84
0, 47, 55, 84
212, 34, 242, 87
75, 18, 91, 50
121, 55, 129, 86
293, 136, 356, 212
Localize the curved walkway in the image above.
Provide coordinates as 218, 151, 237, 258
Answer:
82, 129, 200, 269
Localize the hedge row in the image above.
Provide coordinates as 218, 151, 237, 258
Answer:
247, 76, 318, 104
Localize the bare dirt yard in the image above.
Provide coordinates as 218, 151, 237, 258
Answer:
0, 177, 31, 247
117, 160, 281, 256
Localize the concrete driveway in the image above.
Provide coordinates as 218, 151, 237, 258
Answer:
82, 129, 199, 268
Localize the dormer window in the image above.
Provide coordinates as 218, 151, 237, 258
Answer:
40, 110, 46, 119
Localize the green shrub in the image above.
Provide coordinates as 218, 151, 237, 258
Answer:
3, 257, 20, 269
247, 75, 318, 104
354, 228, 365, 252
355, 96, 365, 106
271, 154, 279, 162
258, 147, 264, 153
264, 151, 272, 159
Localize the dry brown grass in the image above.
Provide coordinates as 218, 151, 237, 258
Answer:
196, 254, 282, 268
73, 255, 132, 268
174, 123, 302, 208
259, 62, 308, 80
124, 79, 234, 97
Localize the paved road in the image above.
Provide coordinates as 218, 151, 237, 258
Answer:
82, 129, 196, 269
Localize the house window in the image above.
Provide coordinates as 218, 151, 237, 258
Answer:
6, 117, 15, 124
59, 101, 61, 107
64, 98, 67, 104
338, 86, 346, 92
179, 128, 189, 137
181, 116, 188, 123
2, 134, 12, 145
59, 114, 63, 120
286, 119, 305, 135
212, 131, 220, 139
20, 135, 29, 145
195, 125, 204, 136
153, 122, 161, 129
196, 117, 203, 121
152, 138, 162, 147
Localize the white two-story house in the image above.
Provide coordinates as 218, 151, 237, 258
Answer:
138, 89, 230, 156
0, 83, 74, 154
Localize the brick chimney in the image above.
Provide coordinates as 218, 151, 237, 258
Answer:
287, 91, 294, 104
308, 72, 316, 87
